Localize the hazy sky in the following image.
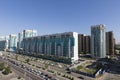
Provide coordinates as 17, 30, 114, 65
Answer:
0, 0, 120, 43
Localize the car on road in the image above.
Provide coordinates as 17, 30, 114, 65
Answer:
78, 76, 84, 80
66, 71, 71, 74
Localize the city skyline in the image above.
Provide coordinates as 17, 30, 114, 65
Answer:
0, 0, 120, 43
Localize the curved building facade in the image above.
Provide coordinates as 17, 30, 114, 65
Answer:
91, 24, 106, 59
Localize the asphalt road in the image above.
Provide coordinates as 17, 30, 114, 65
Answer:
0, 58, 44, 80
1, 51, 72, 80
1, 51, 95, 80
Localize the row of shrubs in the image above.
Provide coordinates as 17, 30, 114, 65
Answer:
62, 74, 74, 80
19, 52, 72, 64
47, 70, 55, 73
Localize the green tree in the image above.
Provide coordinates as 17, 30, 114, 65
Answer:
0, 62, 5, 71
45, 64, 49, 69
71, 77, 74, 80
2, 66, 12, 75
25, 58, 30, 63
15, 54, 19, 60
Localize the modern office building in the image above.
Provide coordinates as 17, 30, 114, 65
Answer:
106, 31, 115, 55
91, 24, 106, 59
23, 32, 78, 63
78, 34, 91, 54
18, 32, 23, 49
23, 29, 37, 39
0, 40, 9, 51
9, 34, 17, 51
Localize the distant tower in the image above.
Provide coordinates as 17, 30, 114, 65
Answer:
78, 34, 91, 54
91, 24, 106, 59
22, 29, 37, 50
18, 32, 23, 49
106, 31, 115, 55
84, 35, 91, 54
78, 34, 85, 53
23, 29, 37, 39
9, 34, 17, 51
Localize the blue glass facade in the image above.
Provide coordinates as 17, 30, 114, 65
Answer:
0, 36, 9, 41
23, 30, 37, 39
0, 36, 5, 41
9, 34, 17, 51
23, 32, 78, 62
91, 25, 106, 59
18, 32, 23, 49
0, 40, 8, 50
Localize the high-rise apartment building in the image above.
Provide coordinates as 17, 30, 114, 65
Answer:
78, 34, 85, 53
23, 29, 37, 39
0, 36, 9, 41
17, 29, 38, 49
18, 32, 23, 49
106, 31, 115, 55
91, 24, 106, 59
0, 36, 9, 51
23, 32, 78, 63
84, 35, 91, 54
9, 34, 17, 51
0, 40, 9, 51
0, 36, 5, 41
78, 34, 91, 54
22, 29, 37, 50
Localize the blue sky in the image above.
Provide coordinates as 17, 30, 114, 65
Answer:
0, 0, 120, 43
